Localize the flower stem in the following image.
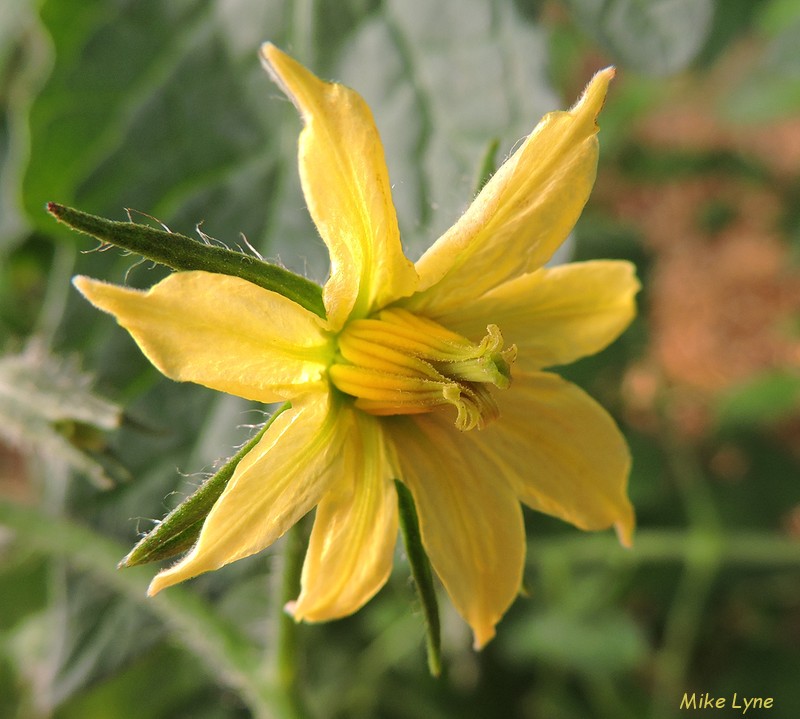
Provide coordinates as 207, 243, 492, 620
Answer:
395, 480, 442, 677
274, 521, 309, 719
649, 425, 723, 719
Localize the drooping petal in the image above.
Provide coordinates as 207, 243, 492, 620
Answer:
429, 260, 640, 372
148, 392, 345, 595
475, 372, 635, 545
73, 272, 332, 404
405, 68, 614, 317
260, 44, 418, 329
290, 410, 398, 621
388, 415, 525, 648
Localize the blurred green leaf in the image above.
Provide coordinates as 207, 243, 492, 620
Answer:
567, 0, 715, 76
333, 0, 556, 257
7, 573, 162, 713
716, 370, 800, 428
722, 12, 800, 122
694, 0, 765, 68
0, 1, 49, 254
0, 500, 275, 717
759, 0, 800, 33
505, 607, 647, 675
53, 643, 213, 719
23, 0, 287, 255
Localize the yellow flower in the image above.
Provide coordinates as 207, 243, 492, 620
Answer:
73, 44, 638, 648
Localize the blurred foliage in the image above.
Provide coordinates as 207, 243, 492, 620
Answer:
1, 1, 799, 718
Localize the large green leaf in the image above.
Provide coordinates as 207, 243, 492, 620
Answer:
716, 370, 800, 429
0, 0, 49, 254
333, 0, 555, 256
721, 6, 800, 122
567, 0, 716, 76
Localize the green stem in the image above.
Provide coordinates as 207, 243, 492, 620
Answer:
47, 203, 325, 318
650, 425, 723, 719
396, 480, 441, 677
651, 550, 717, 719
35, 240, 76, 346
274, 521, 310, 719
531, 529, 800, 568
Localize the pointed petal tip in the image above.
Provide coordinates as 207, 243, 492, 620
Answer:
147, 569, 186, 596
598, 65, 616, 80
258, 42, 305, 84
71, 275, 119, 308
258, 41, 279, 68
72, 274, 132, 304
283, 600, 299, 617
589, 66, 616, 90
471, 624, 497, 651
284, 599, 321, 624
147, 561, 193, 597
572, 66, 616, 125
615, 514, 635, 549
71, 274, 91, 293
258, 42, 292, 90
257, 42, 317, 125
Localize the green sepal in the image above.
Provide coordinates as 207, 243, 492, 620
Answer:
395, 479, 442, 678
120, 403, 290, 568
47, 203, 326, 318
473, 137, 500, 195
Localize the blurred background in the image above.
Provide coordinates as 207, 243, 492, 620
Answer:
1, 0, 799, 717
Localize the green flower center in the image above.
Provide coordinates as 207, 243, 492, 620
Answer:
329, 308, 516, 430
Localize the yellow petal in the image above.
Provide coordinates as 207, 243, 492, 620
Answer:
260, 44, 418, 329
73, 272, 331, 404
429, 260, 640, 372
405, 67, 614, 317
290, 410, 398, 621
148, 392, 344, 595
476, 372, 635, 545
388, 415, 525, 648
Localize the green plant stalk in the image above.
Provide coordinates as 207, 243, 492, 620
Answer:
274, 522, 309, 719
650, 426, 723, 719
651, 547, 718, 719
395, 480, 441, 677
47, 203, 326, 318
530, 530, 800, 567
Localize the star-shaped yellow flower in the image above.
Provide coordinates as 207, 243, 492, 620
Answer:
74, 44, 638, 648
